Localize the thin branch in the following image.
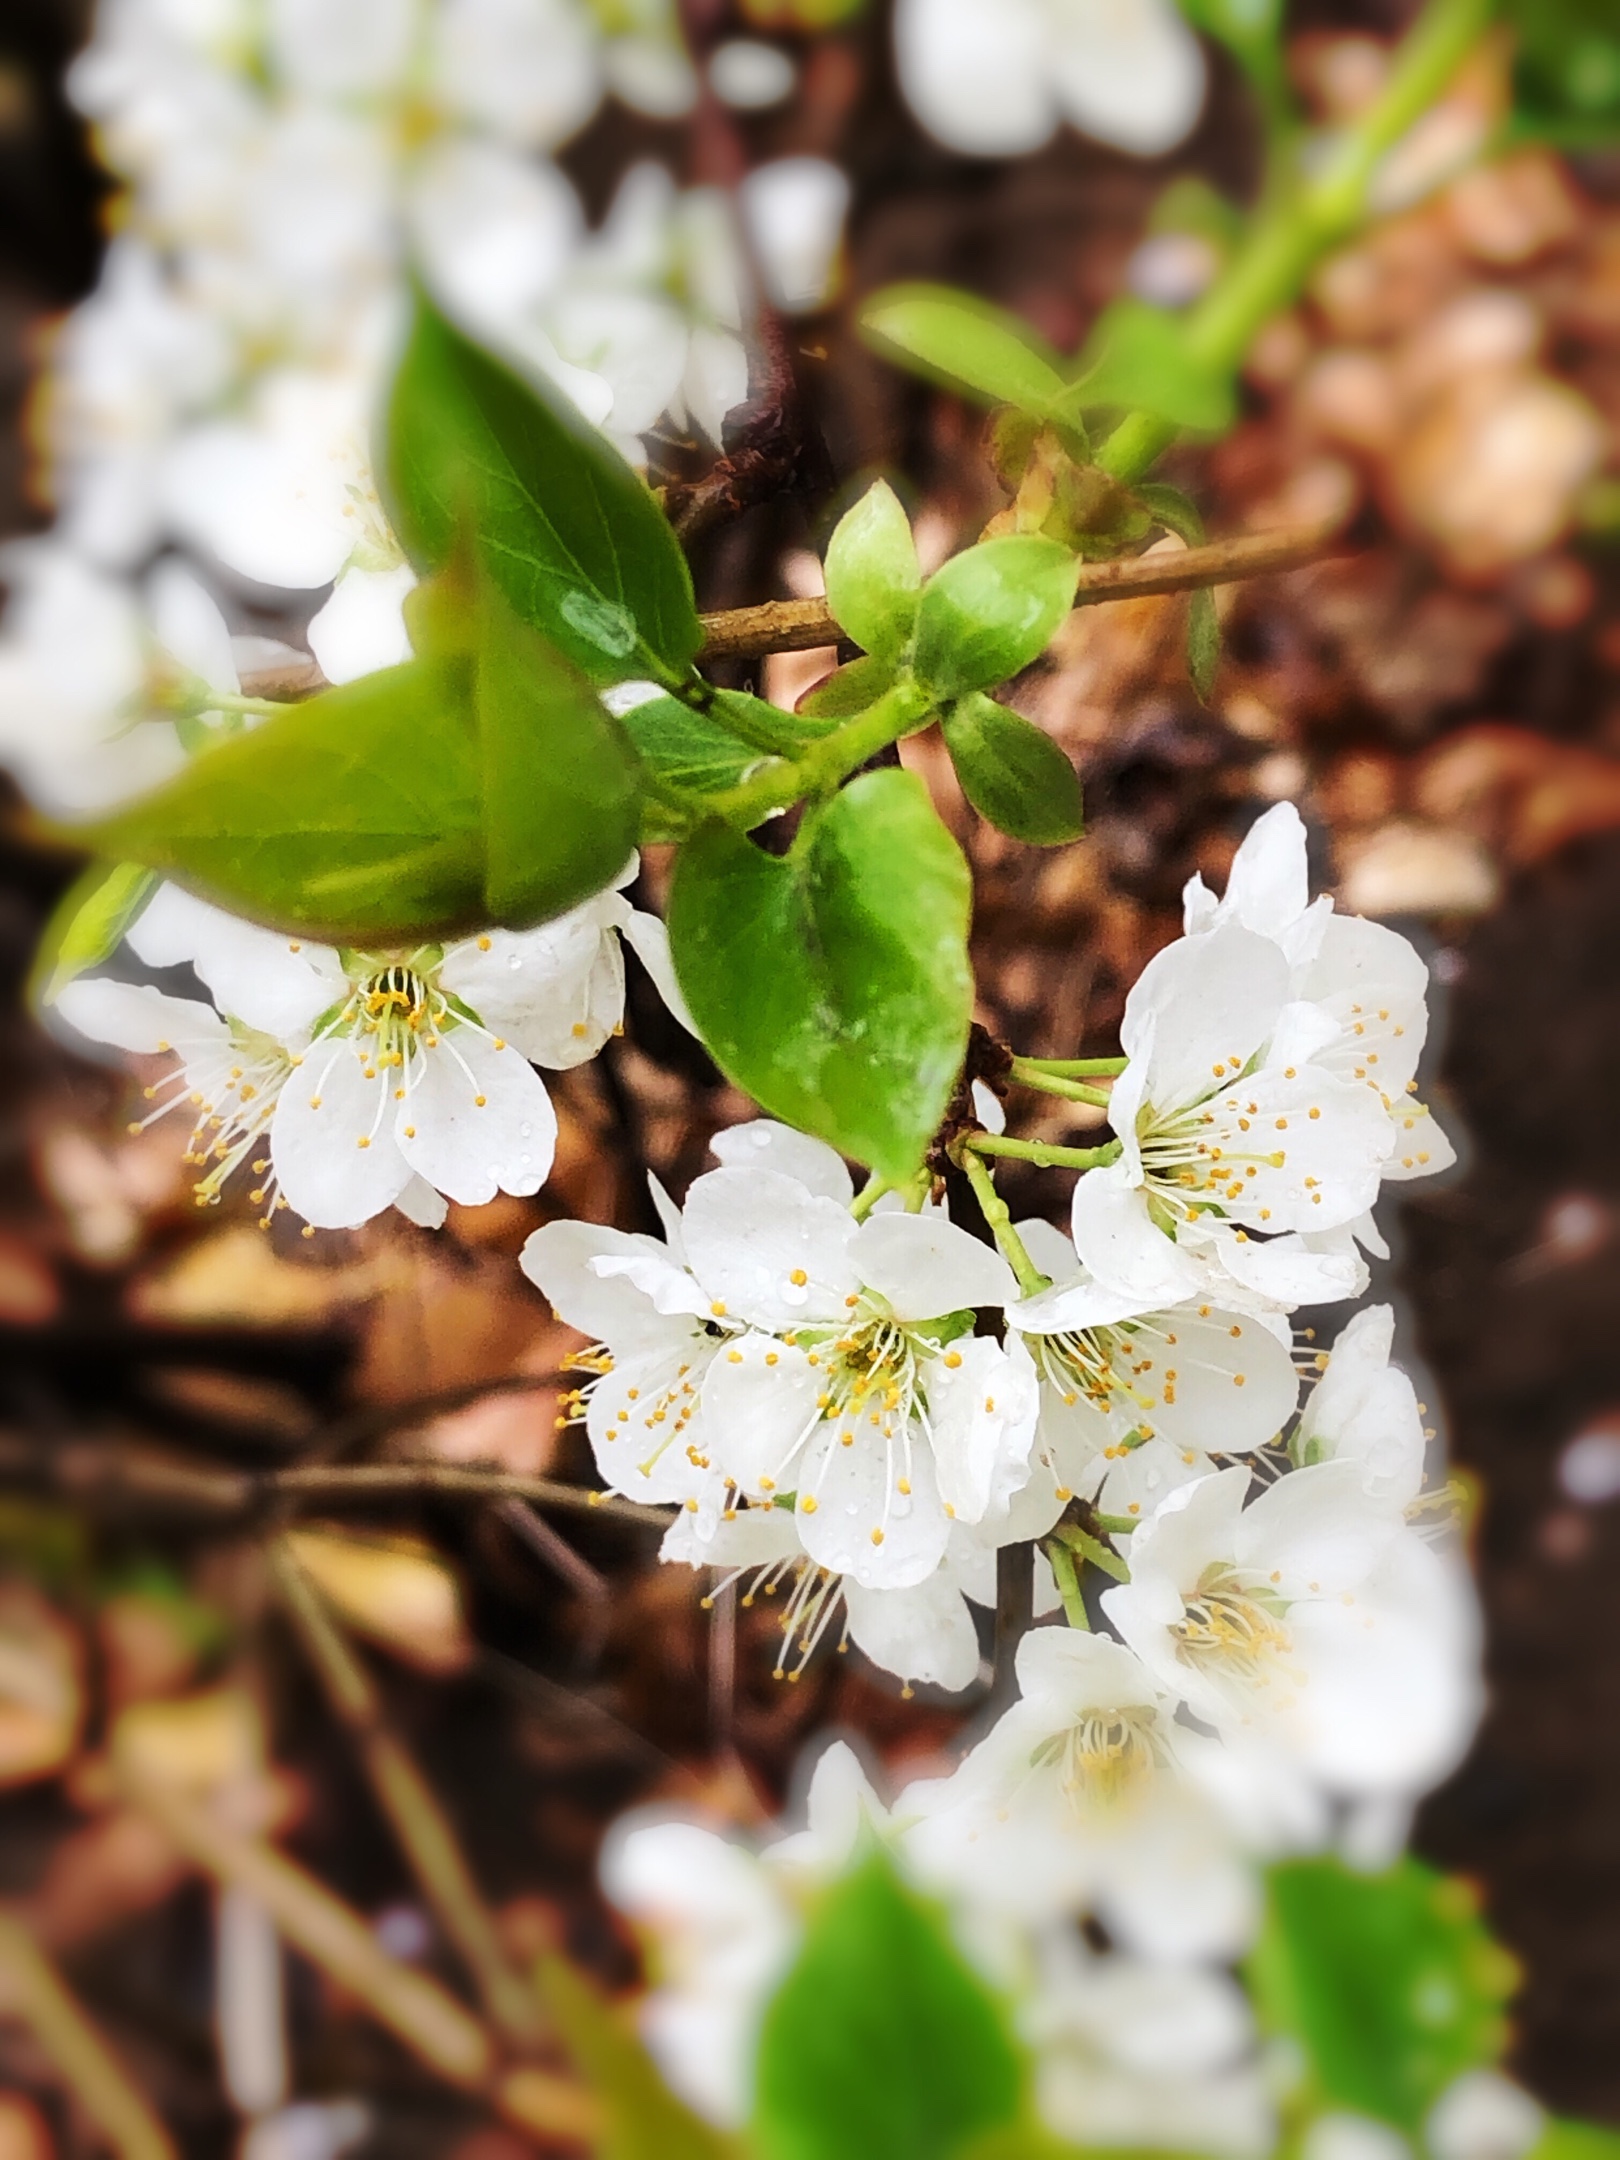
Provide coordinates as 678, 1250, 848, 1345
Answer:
0, 1431, 671, 1529
241, 523, 1347, 693
0, 1916, 177, 2160
695, 521, 1348, 660
266, 1536, 548, 2055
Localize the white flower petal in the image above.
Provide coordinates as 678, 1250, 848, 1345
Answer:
1070, 1163, 1204, 1306
55, 976, 226, 1056
621, 909, 699, 1036
440, 908, 627, 1071
681, 1167, 860, 1327
852, 1212, 1016, 1317
1125, 924, 1288, 1118
708, 1122, 852, 1205
927, 1336, 1038, 1522
307, 562, 416, 684
270, 1050, 413, 1227
701, 1334, 818, 1495
393, 1174, 448, 1230
843, 1571, 981, 1691
128, 884, 345, 1041
895, 0, 1056, 156
795, 1424, 951, 1589
522, 1220, 704, 1356
395, 1035, 556, 1205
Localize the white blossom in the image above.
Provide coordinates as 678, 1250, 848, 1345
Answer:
1008, 1216, 1301, 1524
895, 0, 1205, 160
681, 1133, 1036, 1586
1025, 1935, 1275, 2159
1102, 1464, 1481, 1804
900, 1627, 1265, 1961
1295, 1304, 1430, 1509
602, 1742, 888, 2126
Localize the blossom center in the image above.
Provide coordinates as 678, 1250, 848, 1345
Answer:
1170, 1564, 1291, 1685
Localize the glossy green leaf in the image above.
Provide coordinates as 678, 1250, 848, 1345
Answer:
824, 480, 922, 660
1246, 1857, 1517, 2136
915, 539, 1080, 698
754, 1851, 1021, 2160
538, 1954, 735, 2160
861, 286, 1069, 415
1065, 301, 1236, 435
386, 294, 702, 684
669, 769, 973, 1179
474, 576, 644, 924
942, 695, 1083, 845
33, 861, 155, 1007
75, 658, 487, 942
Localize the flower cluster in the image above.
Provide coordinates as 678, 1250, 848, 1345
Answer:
603, 1739, 1531, 2159
59, 862, 692, 1230
0, 0, 763, 817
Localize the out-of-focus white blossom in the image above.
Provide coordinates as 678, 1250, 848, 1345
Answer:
1103, 1463, 1481, 1805
740, 158, 851, 315
895, 0, 1205, 160
1295, 1303, 1429, 1508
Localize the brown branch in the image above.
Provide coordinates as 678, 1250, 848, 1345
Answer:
242, 522, 1346, 693
0, 1916, 177, 2160
266, 1536, 549, 2055
0, 1431, 671, 1529
695, 521, 1350, 661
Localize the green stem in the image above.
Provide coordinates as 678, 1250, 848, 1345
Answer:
957, 1150, 1050, 1296
1043, 1537, 1091, 1631
1092, 1511, 1143, 1538
1008, 1057, 1113, 1109
706, 679, 933, 830
965, 1132, 1123, 1173
208, 691, 285, 719
850, 1172, 892, 1222
1097, 0, 1491, 485
1018, 1056, 1128, 1078
1051, 1521, 1130, 1584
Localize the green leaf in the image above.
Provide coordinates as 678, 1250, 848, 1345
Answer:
915, 539, 1079, 698
799, 654, 898, 720
824, 480, 921, 661
1246, 1857, 1517, 2137
33, 861, 155, 1008
537, 1953, 736, 2160
474, 575, 644, 924
386, 293, 702, 685
1174, 0, 1288, 110
619, 694, 768, 796
1504, 0, 1620, 146
1531, 2123, 1620, 2160
74, 657, 488, 943
861, 286, 1069, 416
668, 769, 973, 1179
1187, 586, 1220, 701
753, 1851, 1021, 2160
942, 695, 1083, 845
1065, 300, 1237, 435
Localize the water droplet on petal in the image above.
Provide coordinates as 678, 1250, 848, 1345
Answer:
507, 954, 523, 970
781, 1280, 809, 1307
519, 1123, 532, 1138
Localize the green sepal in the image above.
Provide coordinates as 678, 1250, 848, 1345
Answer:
668, 768, 973, 1180
942, 694, 1084, 846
